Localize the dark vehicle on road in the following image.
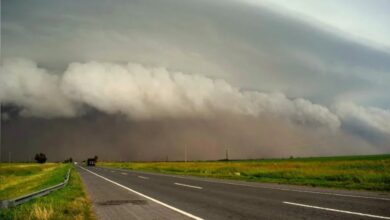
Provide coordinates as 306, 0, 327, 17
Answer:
87, 158, 95, 166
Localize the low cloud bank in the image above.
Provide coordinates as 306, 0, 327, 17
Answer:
1, 58, 340, 130
1, 58, 389, 158
333, 102, 390, 149
334, 102, 390, 135
0, 59, 78, 117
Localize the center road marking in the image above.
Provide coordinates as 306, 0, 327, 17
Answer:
79, 166, 203, 220
138, 176, 149, 179
174, 182, 203, 189
99, 167, 390, 201
283, 201, 390, 219
121, 172, 128, 175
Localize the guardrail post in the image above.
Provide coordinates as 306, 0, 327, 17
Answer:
1, 200, 9, 209
8, 200, 15, 208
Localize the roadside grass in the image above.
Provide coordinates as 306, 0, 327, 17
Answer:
0, 165, 95, 220
0, 163, 68, 200
99, 154, 390, 191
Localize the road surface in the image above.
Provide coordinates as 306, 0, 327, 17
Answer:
77, 166, 390, 220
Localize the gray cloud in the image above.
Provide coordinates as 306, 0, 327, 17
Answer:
335, 102, 390, 135
2, 58, 388, 161
334, 102, 390, 149
2, 0, 390, 106
1, 58, 340, 131
0, 58, 78, 118
1, 0, 389, 160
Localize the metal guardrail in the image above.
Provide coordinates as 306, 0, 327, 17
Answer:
0, 168, 71, 209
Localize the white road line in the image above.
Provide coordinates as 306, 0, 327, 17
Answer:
79, 166, 203, 220
283, 201, 390, 219
174, 182, 203, 189
138, 176, 149, 179
100, 167, 390, 201
121, 172, 128, 175
166, 176, 390, 201
273, 187, 390, 201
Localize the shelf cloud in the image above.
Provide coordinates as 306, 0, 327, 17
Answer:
1, 58, 341, 131
1, 58, 387, 161
1, 0, 389, 160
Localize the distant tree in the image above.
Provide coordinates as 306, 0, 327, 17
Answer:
35, 153, 47, 163
63, 157, 73, 163
93, 155, 98, 163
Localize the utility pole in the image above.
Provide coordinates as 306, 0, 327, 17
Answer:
0, 103, 2, 163
184, 144, 187, 163
226, 148, 229, 161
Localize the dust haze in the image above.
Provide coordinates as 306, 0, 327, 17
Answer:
2, 108, 379, 162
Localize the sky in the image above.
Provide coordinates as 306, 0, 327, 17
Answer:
248, 0, 390, 51
1, 0, 390, 161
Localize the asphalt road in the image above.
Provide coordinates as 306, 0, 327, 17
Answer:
77, 166, 191, 220
77, 165, 390, 220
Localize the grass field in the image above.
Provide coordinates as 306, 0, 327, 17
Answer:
0, 163, 95, 220
0, 163, 69, 200
99, 154, 390, 191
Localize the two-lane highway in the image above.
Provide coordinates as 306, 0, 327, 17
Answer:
77, 166, 390, 220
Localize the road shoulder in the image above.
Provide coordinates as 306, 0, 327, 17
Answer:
77, 166, 191, 220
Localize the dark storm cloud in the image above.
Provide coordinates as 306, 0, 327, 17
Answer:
2, 0, 390, 104
1, 0, 389, 160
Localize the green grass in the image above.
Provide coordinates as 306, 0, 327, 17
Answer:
0, 163, 69, 200
0, 164, 95, 220
99, 154, 390, 191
